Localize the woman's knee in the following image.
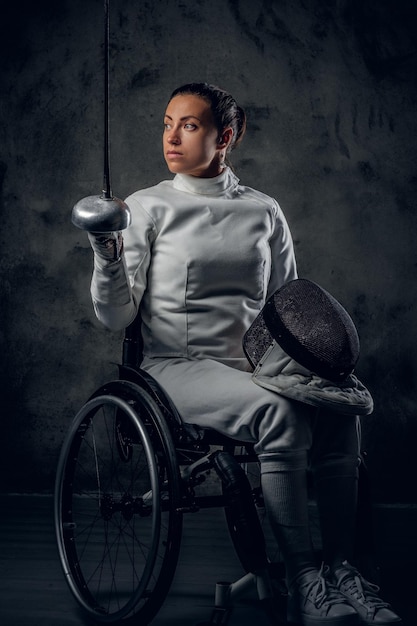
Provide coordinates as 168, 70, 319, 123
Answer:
253, 398, 314, 454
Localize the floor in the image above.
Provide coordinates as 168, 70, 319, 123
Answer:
0, 494, 415, 626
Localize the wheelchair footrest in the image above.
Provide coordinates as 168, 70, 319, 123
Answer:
198, 606, 232, 626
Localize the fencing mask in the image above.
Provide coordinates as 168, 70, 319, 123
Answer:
244, 279, 373, 415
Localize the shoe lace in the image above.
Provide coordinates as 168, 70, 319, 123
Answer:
339, 565, 390, 611
303, 563, 345, 610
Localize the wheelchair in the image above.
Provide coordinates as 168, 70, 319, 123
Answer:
54, 316, 375, 626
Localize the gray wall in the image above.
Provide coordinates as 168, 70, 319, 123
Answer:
1, 0, 416, 501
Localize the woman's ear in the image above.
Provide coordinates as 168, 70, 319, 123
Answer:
217, 127, 234, 149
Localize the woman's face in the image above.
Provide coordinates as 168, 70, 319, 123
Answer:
163, 94, 226, 178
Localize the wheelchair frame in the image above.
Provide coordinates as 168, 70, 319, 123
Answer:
54, 317, 282, 626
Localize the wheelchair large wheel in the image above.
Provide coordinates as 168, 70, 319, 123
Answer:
54, 380, 183, 624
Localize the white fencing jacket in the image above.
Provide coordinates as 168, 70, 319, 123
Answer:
90, 167, 297, 371
90, 167, 371, 416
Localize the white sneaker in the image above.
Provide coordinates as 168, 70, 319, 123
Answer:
288, 564, 359, 626
331, 561, 402, 625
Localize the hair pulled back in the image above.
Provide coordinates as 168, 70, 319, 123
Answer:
169, 82, 247, 158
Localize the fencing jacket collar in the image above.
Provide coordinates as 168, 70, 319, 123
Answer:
173, 167, 240, 196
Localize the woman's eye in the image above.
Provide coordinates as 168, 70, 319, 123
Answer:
184, 123, 197, 130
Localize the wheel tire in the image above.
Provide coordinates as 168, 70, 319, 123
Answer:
54, 381, 182, 624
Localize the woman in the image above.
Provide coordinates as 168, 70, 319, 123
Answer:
87, 83, 401, 626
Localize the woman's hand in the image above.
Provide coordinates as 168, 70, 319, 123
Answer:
87, 231, 124, 262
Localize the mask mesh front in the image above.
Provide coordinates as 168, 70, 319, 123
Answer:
263, 279, 360, 382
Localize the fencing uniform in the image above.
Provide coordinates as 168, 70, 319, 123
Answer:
88, 166, 387, 621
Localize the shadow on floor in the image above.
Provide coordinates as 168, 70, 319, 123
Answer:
0, 495, 414, 625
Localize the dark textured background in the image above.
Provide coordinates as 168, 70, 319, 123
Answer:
1, 0, 416, 501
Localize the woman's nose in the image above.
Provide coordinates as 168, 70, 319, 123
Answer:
167, 129, 180, 144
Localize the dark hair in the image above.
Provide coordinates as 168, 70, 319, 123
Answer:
169, 82, 247, 160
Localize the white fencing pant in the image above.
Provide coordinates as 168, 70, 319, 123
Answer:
142, 356, 313, 453
143, 356, 361, 574
142, 356, 360, 459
